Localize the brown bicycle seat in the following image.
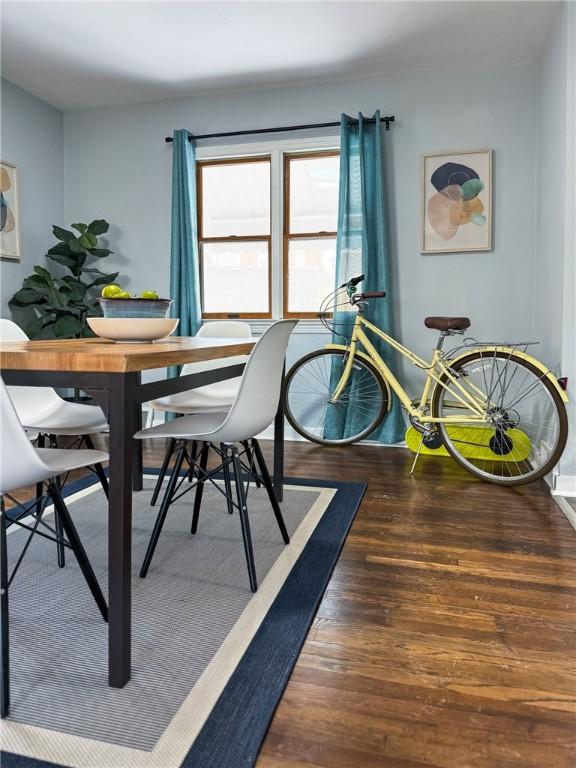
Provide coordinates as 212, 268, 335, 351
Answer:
424, 316, 471, 332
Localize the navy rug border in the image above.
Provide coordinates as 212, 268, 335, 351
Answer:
2, 472, 366, 768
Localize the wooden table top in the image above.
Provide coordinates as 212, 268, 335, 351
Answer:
0, 336, 256, 373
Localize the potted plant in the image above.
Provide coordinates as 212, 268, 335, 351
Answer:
9, 219, 120, 338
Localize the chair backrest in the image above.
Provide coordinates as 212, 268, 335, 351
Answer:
181, 320, 253, 377
0, 378, 54, 493
0, 318, 62, 414
217, 320, 297, 442
196, 321, 252, 339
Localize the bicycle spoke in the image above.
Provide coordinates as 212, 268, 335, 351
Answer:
435, 352, 565, 484
286, 351, 387, 444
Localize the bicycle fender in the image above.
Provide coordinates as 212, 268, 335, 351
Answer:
447, 347, 569, 403
323, 343, 393, 411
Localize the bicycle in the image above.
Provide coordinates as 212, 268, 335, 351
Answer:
285, 275, 569, 485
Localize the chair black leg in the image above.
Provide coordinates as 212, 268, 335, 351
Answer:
54, 495, 66, 568
221, 444, 234, 515
140, 445, 186, 578
242, 441, 261, 488
231, 447, 258, 592
36, 433, 46, 516
151, 437, 177, 506
46, 435, 67, 568
188, 441, 198, 482
0, 497, 10, 718
191, 443, 209, 534
49, 482, 108, 622
251, 438, 290, 545
82, 434, 109, 499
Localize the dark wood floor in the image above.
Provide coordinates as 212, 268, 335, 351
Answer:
10, 439, 576, 767
251, 441, 576, 768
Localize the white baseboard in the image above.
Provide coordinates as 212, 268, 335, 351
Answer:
257, 422, 406, 448
551, 475, 576, 497
553, 495, 576, 530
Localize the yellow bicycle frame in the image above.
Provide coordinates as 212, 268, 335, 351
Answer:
324, 314, 568, 426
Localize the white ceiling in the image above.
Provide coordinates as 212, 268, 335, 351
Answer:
0, 0, 560, 112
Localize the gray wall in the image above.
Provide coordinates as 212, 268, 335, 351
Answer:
534, 7, 567, 375
0, 79, 64, 318
63, 63, 539, 393
535, 2, 576, 485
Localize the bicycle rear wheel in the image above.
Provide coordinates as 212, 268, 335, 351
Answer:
430, 350, 567, 485
285, 349, 389, 445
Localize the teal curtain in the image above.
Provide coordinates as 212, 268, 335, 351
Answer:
168, 129, 202, 379
326, 111, 405, 443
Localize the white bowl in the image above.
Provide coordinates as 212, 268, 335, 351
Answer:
88, 317, 180, 343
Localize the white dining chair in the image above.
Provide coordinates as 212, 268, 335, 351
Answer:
0, 319, 110, 566
147, 321, 253, 506
0, 378, 108, 718
135, 319, 297, 592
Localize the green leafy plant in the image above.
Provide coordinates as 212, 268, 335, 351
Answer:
9, 219, 120, 338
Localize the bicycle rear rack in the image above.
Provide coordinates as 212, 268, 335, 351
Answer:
446, 338, 540, 359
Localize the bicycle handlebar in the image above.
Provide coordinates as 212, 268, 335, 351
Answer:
339, 274, 365, 288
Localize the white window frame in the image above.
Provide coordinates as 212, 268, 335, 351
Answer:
196, 135, 339, 333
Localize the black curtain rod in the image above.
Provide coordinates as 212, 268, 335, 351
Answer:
164, 115, 395, 143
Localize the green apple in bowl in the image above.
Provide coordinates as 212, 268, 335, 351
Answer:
101, 284, 123, 299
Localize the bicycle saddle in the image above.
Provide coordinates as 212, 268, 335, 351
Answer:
424, 316, 470, 331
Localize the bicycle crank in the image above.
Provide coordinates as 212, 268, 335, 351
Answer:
409, 408, 443, 449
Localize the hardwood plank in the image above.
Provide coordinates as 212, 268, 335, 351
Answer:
253, 442, 576, 768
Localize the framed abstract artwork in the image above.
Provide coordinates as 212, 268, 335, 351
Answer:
421, 149, 492, 254
1, 160, 21, 261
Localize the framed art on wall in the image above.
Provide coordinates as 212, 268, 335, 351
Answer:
1, 160, 21, 261
421, 149, 492, 254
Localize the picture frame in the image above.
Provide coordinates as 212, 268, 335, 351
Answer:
1, 160, 21, 261
420, 149, 492, 254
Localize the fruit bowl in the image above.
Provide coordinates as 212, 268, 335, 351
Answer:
98, 297, 173, 319
87, 317, 180, 343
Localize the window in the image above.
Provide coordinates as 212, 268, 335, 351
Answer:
197, 143, 339, 320
198, 157, 271, 318
284, 152, 339, 318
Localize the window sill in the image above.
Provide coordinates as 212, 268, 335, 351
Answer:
249, 318, 330, 335
202, 318, 329, 335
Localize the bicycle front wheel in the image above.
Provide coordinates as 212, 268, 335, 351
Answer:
285, 349, 389, 445
430, 350, 568, 485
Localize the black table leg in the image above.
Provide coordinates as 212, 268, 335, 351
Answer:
273, 361, 285, 503
107, 373, 136, 687
133, 373, 143, 492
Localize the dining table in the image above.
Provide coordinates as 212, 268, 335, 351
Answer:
0, 335, 286, 688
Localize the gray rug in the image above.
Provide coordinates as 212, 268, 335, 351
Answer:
5, 476, 324, 752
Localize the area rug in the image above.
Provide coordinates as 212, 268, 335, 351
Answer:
1, 471, 365, 768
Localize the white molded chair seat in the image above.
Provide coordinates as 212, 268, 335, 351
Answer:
136, 410, 230, 442
135, 320, 297, 590
34, 447, 109, 477
137, 320, 294, 445
136, 320, 292, 445
19, 398, 108, 435
146, 321, 253, 500
0, 319, 108, 435
148, 322, 252, 415
149, 372, 245, 414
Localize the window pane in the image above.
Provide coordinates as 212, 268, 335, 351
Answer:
201, 161, 270, 237
202, 241, 269, 314
287, 238, 336, 314
289, 155, 339, 234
